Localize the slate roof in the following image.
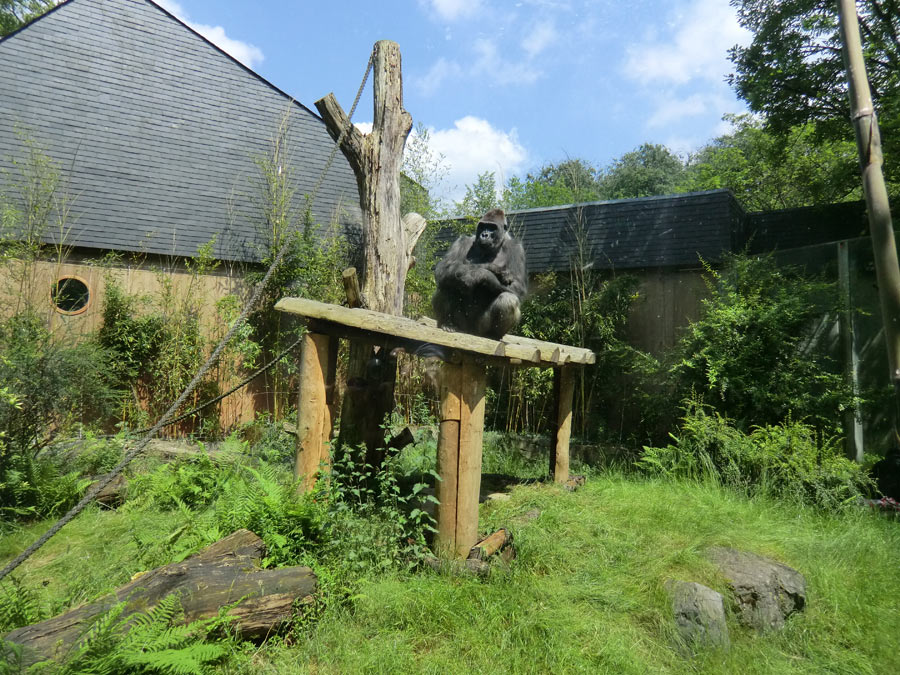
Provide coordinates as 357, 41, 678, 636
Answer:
0, 0, 362, 262
439, 192, 881, 273
438, 190, 745, 272
742, 201, 870, 253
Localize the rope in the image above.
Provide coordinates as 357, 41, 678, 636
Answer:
128, 332, 305, 436
0, 50, 375, 583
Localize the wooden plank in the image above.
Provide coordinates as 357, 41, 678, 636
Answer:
418, 316, 595, 365
276, 297, 595, 366
550, 366, 575, 483
295, 332, 330, 492
455, 359, 487, 558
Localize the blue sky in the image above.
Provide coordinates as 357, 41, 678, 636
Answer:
156, 0, 751, 203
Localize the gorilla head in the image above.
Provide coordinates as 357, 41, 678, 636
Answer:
472, 209, 507, 260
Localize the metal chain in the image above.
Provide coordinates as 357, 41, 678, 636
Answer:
0, 50, 375, 583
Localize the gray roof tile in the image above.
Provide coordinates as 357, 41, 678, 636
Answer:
0, 0, 362, 261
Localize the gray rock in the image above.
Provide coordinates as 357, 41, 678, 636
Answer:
666, 580, 730, 653
706, 546, 806, 632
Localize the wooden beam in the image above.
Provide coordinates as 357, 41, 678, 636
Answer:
435, 362, 463, 556
276, 296, 595, 367
342, 267, 364, 309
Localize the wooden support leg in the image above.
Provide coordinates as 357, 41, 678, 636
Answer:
436, 359, 487, 558
321, 336, 339, 472
550, 366, 575, 484
295, 332, 334, 493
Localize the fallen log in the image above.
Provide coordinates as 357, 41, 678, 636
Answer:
468, 528, 513, 562
3, 529, 316, 666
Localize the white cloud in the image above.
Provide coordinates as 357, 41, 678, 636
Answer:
422, 0, 483, 21
472, 39, 541, 86
416, 57, 464, 96
427, 116, 529, 202
646, 93, 708, 128
155, 0, 264, 69
623, 0, 749, 86
522, 20, 558, 58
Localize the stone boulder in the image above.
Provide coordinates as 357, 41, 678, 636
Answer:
666, 580, 730, 653
706, 546, 806, 632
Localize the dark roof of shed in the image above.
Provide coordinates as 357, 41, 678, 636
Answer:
442, 190, 745, 272
0, 0, 362, 262
742, 201, 870, 253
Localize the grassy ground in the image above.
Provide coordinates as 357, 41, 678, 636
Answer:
227, 476, 900, 674
2, 445, 898, 673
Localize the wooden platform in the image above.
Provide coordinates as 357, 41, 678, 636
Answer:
275, 297, 594, 367
276, 296, 595, 558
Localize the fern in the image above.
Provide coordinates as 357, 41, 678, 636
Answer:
0, 576, 44, 632
52, 593, 231, 674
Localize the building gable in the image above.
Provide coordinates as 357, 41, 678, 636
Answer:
0, 0, 362, 261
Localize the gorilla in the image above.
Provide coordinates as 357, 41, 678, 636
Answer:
432, 208, 527, 340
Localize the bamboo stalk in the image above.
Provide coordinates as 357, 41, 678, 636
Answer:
838, 0, 900, 444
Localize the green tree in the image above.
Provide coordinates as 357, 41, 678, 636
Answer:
0, 0, 55, 36
598, 143, 687, 199
671, 253, 849, 433
502, 159, 602, 210
685, 114, 861, 210
728, 0, 900, 184
400, 123, 449, 220
456, 170, 498, 217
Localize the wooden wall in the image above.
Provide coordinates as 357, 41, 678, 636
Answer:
0, 255, 275, 431
626, 268, 708, 357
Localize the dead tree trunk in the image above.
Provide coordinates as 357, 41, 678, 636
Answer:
315, 41, 426, 467
3, 530, 316, 666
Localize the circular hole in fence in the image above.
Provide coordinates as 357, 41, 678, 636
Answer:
51, 277, 90, 314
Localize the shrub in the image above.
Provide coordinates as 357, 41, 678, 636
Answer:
320, 447, 437, 575
671, 253, 850, 433
0, 312, 119, 519
125, 449, 235, 512
640, 402, 873, 510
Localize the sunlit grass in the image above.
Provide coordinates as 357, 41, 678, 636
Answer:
226, 473, 900, 673
3, 465, 899, 673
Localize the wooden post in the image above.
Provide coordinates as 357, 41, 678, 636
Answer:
295, 332, 334, 492
838, 242, 864, 461
550, 366, 575, 483
436, 358, 487, 558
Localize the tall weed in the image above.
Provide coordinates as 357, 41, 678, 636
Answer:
640, 402, 873, 510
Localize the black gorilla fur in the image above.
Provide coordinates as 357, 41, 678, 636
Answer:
432, 208, 527, 339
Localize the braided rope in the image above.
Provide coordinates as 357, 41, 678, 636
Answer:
0, 50, 375, 583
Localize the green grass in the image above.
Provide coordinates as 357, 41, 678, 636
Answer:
3, 465, 899, 673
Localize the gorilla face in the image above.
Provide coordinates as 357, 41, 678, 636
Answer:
475, 222, 503, 254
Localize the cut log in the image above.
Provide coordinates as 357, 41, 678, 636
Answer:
468, 528, 513, 561
3, 529, 316, 666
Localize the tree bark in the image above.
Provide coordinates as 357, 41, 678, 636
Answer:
3, 530, 316, 666
838, 0, 900, 445
315, 41, 422, 467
